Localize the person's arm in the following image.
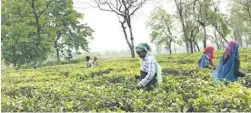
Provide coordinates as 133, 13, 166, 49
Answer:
209, 58, 215, 68
139, 58, 156, 87
234, 58, 245, 77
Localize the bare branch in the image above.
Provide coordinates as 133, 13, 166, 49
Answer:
115, 0, 119, 9
121, 0, 128, 15
118, 0, 123, 11
108, 0, 124, 14
130, 0, 147, 16
120, 20, 132, 48
94, 0, 124, 17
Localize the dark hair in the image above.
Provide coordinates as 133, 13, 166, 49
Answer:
86, 56, 90, 61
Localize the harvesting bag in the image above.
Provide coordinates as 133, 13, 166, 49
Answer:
155, 62, 162, 83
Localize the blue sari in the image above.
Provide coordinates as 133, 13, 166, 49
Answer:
211, 45, 238, 82
198, 53, 210, 68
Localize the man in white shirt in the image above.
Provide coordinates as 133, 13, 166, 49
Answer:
135, 43, 162, 91
86, 56, 92, 68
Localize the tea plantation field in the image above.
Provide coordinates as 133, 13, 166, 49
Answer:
2, 49, 251, 112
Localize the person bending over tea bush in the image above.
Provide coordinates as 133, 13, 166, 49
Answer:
135, 43, 162, 91
212, 40, 245, 82
198, 46, 215, 69
92, 56, 98, 65
86, 56, 92, 68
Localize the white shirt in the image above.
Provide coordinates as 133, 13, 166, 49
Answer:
140, 53, 157, 87
87, 60, 93, 67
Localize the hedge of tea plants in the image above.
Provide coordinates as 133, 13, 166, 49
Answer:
1, 48, 251, 112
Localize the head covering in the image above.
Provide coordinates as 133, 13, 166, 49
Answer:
135, 43, 162, 83
224, 40, 239, 60
136, 43, 152, 52
211, 40, 239, 82
203, 46, 214, 59
198, 46, 214, 68
203, 46, 214, 53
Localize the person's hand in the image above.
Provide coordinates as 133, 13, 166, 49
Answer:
135, 75, 140, 79
210, 66, 216, 70
137, 82, 143, 89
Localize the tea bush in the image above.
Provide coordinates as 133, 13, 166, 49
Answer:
1, 49, 251, 112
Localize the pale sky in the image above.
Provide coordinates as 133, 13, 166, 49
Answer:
72, 0, 229, 53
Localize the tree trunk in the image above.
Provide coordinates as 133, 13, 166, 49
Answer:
157, 46, 160, 53
56, 48, 60, 63
215, 26, 228, 43
130, 38, 135, 58
233, 29, 242, 46
203, 25, 207, 48
212, 30, 219, 50
13, 46, 17, 68
189, 40, 193, 53
169, 39, 172, 55
156, 43, 161, 53
239, 36, 243, 47
55, 32, 62, 63
31, 0, 41, 63
126, 17, 135, 58
193, 42, 197, 52
233, 29, 238, 41
13, 32, 21, 68
29, 0, 52, 63
129, 46, 135, 57
194, 41, 200, 51
120, 21, 134, 58
220, 39, 225, 49
174, 0, 189, 53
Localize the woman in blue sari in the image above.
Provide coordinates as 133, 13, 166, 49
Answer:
211, 40, 245, 82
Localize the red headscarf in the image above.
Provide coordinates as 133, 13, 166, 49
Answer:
203, 46, 215, 67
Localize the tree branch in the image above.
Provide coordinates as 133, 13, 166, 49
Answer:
107, 0, 124, 15
130, 0, 146, 16
94, 0, 124, 17
120, 20, 132, 48
38, 0, 53, 17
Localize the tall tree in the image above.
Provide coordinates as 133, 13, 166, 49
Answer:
147, 7, 175, 54
174, 0, 190, 53
50, 0, 94, 63
1, 0, 93, 68
25, 0, 56, 65
230, 0, 251, 47
174, 0, 202, 53
209, 2, 229, 46
186, 20, 200, 53
1, 0, 38, 68
94, 0, 147, 58
192, 0, 216, 48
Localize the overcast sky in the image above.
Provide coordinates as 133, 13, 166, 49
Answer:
72, 0, 229, 53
